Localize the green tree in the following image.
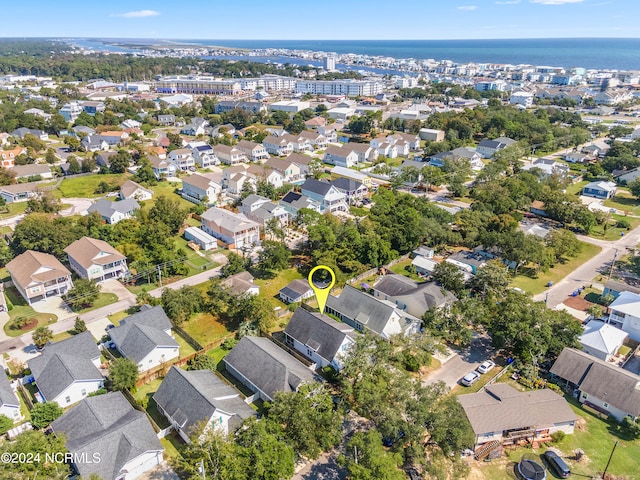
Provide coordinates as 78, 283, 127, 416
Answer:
108, 357, 139, 391
109, 149, 131, 173
30, 401, 63, 429
32, 326, 53, 349
220, 253, 246, 278
432, 261, 466, 296
187, 354, 217, 372
426, 396, 475, 455
147, 195, 186, 234
469, 259, 510, 299
340, 430, 405, 480
45, 148, 57, 164
0, 414, 13, 435
266, 384, 343, 459
546, 228, 581, 261
0, 430, 69, 479
73, 317, 87, 334
67, 155, 81, 174
63, 278, 101, 310
160, 285, 205, 325
256, 240, 290, 277
628, 177, 640, 200
25, 192, 62, 214
235, 418, 295, 480
175, 428, 246, 480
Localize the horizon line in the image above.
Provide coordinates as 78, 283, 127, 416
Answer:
3, 36, 640, 41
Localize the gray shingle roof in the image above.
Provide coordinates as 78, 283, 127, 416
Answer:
326, 285, 398, 336
284, 309, 354, 364
27, 331, 102, 403
201, 207, 259, 234
153, 366, 256, 438
330, 177, 363, 193
301, 178, 332, 196
109, 306, 178, 364
373, 274, 456, 314
279, 279, 313, 301
458, 384, 577, 436
51, 392, 163, 480
87, 198, 140, 219
550, 348, 640, 417
0, 373, 19, 408
223, 336, 316, 401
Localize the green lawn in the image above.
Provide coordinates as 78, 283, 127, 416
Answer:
174, 331, 197, 357
0, 202, 28, 220
389, 258, 422, 281
182, 313, 230, 347
254, 267, 304, 308
148, 180, 195, 210
51, 330, 74, 343
107, 311, 129, 325
132, 378, 170, 429
588, 214, 640, 241
511, 241, 602, 295
603, 190, 640, 216
3, 287, 57, 337
206, 345, 231, 364
57, 173, 130, 198
450, 366, 503, 395
161, 432, 185, 461
565, 180, 589, 196
70, 293, 118, 314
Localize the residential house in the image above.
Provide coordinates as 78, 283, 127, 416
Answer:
109, 306, 180, 372
429, 147, 483, 170
387, 132, 421, 151
317, 125, 338, 143
265, 157, 303, 183
181, 117, 209, 136
477, 137, 516, 158
221, 271, 260, 296
240, 194, 289, 227
582, 180, 617, 199
149, 155, 177, 179
184, 227, 217, 251
607, 291, 640, 342
325, 285, 422, 339
282, 133, 312, 153
0, 182, 40, 204
331, 166, 372, 188
181, 173, 223, 205
65, 236, 128, 282
446, 250, 487, 275
223, 336, 317, 402
98, 130, 129, 146
95, 152, 116, 169
0, 146, 26, 168
27, 331, 103, 407
11, 164, 52, 180
346, 142, 378, 163
213, 144, 246, 165
330, 177, 368, 204
11, 127, 48, 141
154, 366, 256, 442
263, 136, 294, 156
602, 280, 640, 299
157, 114, 176, 125
7, 250, 73, 305
300, 178, 348, 214
371, 274, 457, 319
81, 135, 110, 153
210, 123, 237, 139
119, 180, 153, 202
227, 172, 256, 196
51, 392, 164, 480
551, 348, 640, 421
246, 164, 285, 189
564, 152, 590, 164
304, 116, 327, 129
279, 279, 314, 304
458, 384, 576, 449
286, 152, 316, 176
235, 140, 269, 162
87, 198, 140, 224
168, 148, 195, 171
72, 125, 96, 137
279, 191, 321, 217
419, 128, 445, 142
299, 130, 328, 150
201, 207, 260, 249
411, 256, 439, 276
188, 141, 219, 168
323, 145, 358, 168
530, 200, 548, 217
284, 308, 355, 370
0, 374, 21, 423
24, 108, 51, 121
579, 320, 628, 362
614, 167, 640, 184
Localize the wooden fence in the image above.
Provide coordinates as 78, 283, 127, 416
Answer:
347, 253, 411, 285
17, 381, 33, 410
121, 387, 161, 433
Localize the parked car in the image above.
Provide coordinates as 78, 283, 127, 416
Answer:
460, 371, 480, 387
477, 360, 496, 374
542, 450, 571, 478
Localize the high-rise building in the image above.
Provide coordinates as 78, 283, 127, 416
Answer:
324, 55, 336, 71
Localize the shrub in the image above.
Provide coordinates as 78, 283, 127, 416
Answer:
621, 417, 640, 439
616, 218, 631, 229
221, 337, 238, 350
551, 431, 566, 443
403, 352, 421, 372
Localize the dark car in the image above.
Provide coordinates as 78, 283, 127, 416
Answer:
542, 450, 571, 478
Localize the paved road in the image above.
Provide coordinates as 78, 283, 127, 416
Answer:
422, 334, 494, 389
533, 222, 640, 307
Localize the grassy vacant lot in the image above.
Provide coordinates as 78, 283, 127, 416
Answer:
0, 202, 28, 220
390, 258, 422, 281
148, 180, 195, 210
470, 399, 640, 480
182, 312, 230, 347
511, 241, 601, 295
3, 287, 57, 337
57, 173, 130, 198
603, 190, 640, 216
588, 214, 640, 241
71, 293, 118, 314
254, 267, 304, 308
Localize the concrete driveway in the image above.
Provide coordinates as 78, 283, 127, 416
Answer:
423, 333, 495, 389
86, 317, 114, 342
32, 297, 72, 318
137, 462, 181, 480
99, 279, 135, 301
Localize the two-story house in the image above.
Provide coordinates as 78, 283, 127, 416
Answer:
213, 144, 247, 165
119, 180, 153, 201
239, 194, 289, 227
0, 146, 26, 168
7, 251, 73, 305
65, 236, 129, 282
149, 155, 177, 179
323, 145, 358, 168
330, 177, 368, 204
168, 148, 196, 171
188, 141, 219, 168
265, 157, 303, 183
181, 172, 223, 205
283, 133, 312, 153
263, 136, 294, 156
109, 305, 180, 372
607, 291, 640, 342
201, 207, 261, 249
300, 178, 348, 214
246, 164, 285, 189
299, 130, 328, 150
237, 140, 270, 162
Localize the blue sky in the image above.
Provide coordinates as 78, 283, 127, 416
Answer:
3, 0, 637, 40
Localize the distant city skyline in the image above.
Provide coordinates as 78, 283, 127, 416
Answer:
2, 0, 638, 40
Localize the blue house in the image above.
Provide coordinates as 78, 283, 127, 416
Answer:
582, 180, 617, 199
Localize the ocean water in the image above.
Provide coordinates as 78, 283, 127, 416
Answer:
78, 38, 640, 71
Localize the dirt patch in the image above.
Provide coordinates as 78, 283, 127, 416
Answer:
563, 295, 594, 311
575, 417, 588, 432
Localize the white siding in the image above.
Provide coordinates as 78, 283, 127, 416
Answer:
135, 346, 179, 373
121, 450, 163, 480
52, 379, 104, 408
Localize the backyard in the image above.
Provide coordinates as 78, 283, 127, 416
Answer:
254, 266, 305, 309
181, 312, 230, 347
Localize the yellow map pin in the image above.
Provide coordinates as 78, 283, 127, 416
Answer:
308, 265, 336, 315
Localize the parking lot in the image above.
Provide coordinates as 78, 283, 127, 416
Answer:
422, 333, 495, 389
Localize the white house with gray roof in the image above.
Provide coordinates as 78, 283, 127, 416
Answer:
579, 320, 628, 362
239, 194, 289, 227
279, 279, 314, 304
201, 207, 260, 249
119, 180, 153, 202
87, 198, 140, 224
476, 137, 516, 158
300, 178, 348, 214
0, 373, 22, 423
181, 173, 222, 206
109, 306, 179, 372
27, 331, 103, 408
223, 336, 317, 402
154, 366, 256, 442
608, 291, 640, 342
284, 308, 355, 370
326, 285, 421, 339
51, 392, 164, 480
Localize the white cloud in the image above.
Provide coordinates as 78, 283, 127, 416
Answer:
496, 0, 521, 4
530, 0, 583, 4
113, 10, 160, 18
457, 5, 478, 10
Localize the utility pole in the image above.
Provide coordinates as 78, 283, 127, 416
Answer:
157, 265, 162, 288
608, 248, 619, 280
602, 440, 618, 479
